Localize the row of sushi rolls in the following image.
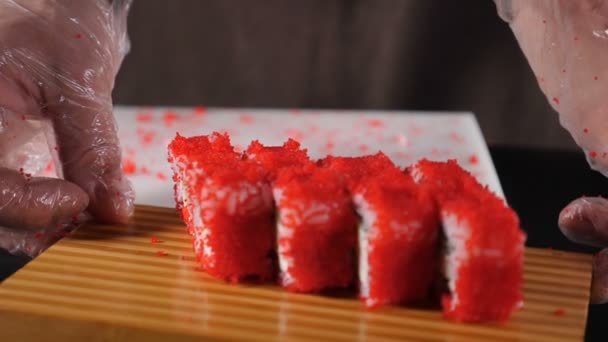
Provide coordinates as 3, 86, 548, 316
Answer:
167, 132, 526, 323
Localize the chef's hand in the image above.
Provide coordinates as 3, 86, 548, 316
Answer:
0, 0, 134, 257
494, 0, 608, 303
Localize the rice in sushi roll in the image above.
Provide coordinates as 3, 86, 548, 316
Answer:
168, 133, 276, 283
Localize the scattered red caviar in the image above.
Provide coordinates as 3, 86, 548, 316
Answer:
239, 114, 254, 124
136, 113, 153, 123
449, 132, 465, 143
193, 106, 207, 115
584, 128, 589, 134
308, 124, 320, 133
156, 251, 168, 257
554, 308, 566, 316
150, 236, 160, 244
74, 33, 82, 39
468, 154, 479, 165
141, 131, 156, 145
286, 129, 304, 142
553, 97, 560, 105
368, 119, 384, 128
156, 172, 167, 181
44, 161, 55, 173
34, 232, 43, 240
594, 76, 600, 81
123, 159, 137, 175
591, 151, 598, 159
163, 111, 179, 127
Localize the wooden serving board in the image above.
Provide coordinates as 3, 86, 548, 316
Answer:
0, 206, 593, 342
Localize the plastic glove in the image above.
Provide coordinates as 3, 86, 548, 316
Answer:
495, 0, 608, 303
0, 0, 134, 257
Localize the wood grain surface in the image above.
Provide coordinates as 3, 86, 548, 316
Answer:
0, 205, 593, 342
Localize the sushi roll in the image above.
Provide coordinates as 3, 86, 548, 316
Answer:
440, 199, 525, 322
273, 164, 358, 292
353, 169, 440, 307
168, 133, 276, 283
168, 132, 236, 236
409, 159, 525, 322
195, 158, 276, 282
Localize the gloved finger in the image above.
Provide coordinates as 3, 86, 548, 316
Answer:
35, 0, 135, 224
49, 98, 134, 224
0, 224, 70, 257
558, 197, 608, 248
591, 248, 608, 304
495, 0, 608, 176
0, 167, 89, 230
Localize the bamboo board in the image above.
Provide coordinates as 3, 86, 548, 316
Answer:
0, 205, 593, 342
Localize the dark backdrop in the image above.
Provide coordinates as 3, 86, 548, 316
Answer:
113, 0, 576, 150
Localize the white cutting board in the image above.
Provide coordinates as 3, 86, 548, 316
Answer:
109, 106, 502, 207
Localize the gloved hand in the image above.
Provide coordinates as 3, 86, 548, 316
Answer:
495, 0, 608, 303
0, 0, 134, 257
